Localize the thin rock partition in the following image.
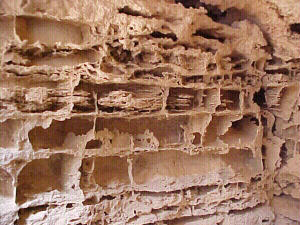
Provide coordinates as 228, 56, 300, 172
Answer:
0, 0, 299, 224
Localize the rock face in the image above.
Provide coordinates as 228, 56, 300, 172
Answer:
0, 0, 299, 224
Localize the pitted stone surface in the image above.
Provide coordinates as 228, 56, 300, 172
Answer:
0, 0, 299, 224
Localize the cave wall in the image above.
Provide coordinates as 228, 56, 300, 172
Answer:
0, 0, 299, 224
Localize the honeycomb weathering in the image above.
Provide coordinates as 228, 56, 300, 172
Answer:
0, 0, 299, 224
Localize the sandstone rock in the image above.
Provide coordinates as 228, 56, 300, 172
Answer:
0, 0, 299, 224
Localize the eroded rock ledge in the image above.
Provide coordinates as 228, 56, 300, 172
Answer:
0, 0, 299, 224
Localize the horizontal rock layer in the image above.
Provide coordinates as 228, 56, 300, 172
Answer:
0, 0, 299, 224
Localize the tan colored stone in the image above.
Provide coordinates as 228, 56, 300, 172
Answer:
0, 0, 299, 224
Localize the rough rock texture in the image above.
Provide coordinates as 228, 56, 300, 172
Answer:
0, 0, 299, 224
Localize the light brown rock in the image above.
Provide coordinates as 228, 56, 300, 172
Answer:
0, 0, 299, 224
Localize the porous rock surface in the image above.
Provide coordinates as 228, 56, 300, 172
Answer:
0, 0, 299, 224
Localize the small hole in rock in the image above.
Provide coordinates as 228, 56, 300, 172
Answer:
280, 144, 288, 161
118, 6, 144, 17
272, 123, 276, 133
66, 203, 73, 208
262, 159, 266, 170
192, 132, 201, 145
86, 140, 102, 149
251, 176, 262, 182
101, 195, 115, 201
250, 118, 259, 126
200, 3, 227, 21
262, 145, 266, 156
150, 31, 177, 41
290, 23, 300, 34
175, 0, 201, 8
253, 88, 266, 107
176, 1, 227, 21
193, 29, 225, 43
